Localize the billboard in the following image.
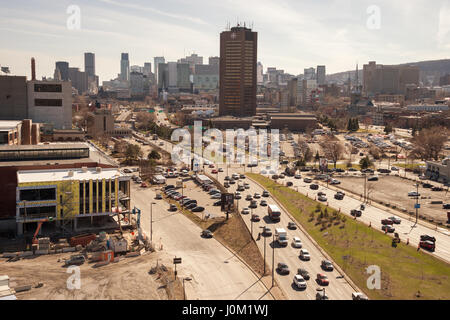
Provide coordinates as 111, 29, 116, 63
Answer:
221, 193, 234, 212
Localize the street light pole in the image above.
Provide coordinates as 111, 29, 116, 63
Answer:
150, 202, 155, 244
263, 228, 266, 275
250, 207, 254, 240
413, 183, 419, 228
272, 234, 275, 287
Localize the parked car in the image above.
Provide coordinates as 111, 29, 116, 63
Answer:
288, 222, 297, 230
297, 268, 310, 280
65, 254, 85, 266
292, 237, 302, 248
213, 200, 222, 206
299, 249, 310, 261
140, 182, 148, 188
201, 230, 213, 238
443, 204, 450, 209
408, 191, 420, 197
293, 275, 307, 289
382, 225, 395, 233
295, 174, 302, 179
277, 262, 290, 275
432, 187, 444, 192
224, 182, 230, 188
310, 184, 319, 190
211, 193, 222, 199
316, 273, 329, 286
390, 167, 399, 171
422, 183, 433, 188
330, 179, 340, 185
272, 175, 279, 180
368, 176, 379, 181
192, 206, 205, 212
169, 204, 177, 212
208, 189, 221, 195
321, 260, 334, 271
155, 194, 162, 200
185, 203, 197, 210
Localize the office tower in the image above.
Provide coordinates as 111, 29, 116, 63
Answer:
209, 56, 220, 67
154, 56, 165, 85
317, 65, 326, 86
177, 63, 190, 92
120, 53, 130, 81
143, 62, 152, 77
84, 53, 95, 77
167, 62, 178, 90
68, 67, 88, 94
257, 62, 263, 84
157, 63, 169, 92
55, 61, 69, 81
304, 67, 316, 80
219, 25, 257, 117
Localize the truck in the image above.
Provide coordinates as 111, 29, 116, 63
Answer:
275, 228, 288, 246
268, 204, 281, 222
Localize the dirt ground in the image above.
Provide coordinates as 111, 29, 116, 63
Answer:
1, 251, 183, 300
338, 175, 450, 224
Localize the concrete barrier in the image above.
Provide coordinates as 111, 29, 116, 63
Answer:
34, 249, 49, 255
19, 251, 33, 257
2, 252, 18, 258
62, 247, 76, 253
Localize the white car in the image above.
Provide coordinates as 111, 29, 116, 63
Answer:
293, 275, 307, 289
408, 191, 420, 197
253, 193, 261, 199
295, 174, 301, 179
241, 207, 250, 215
211, 193, 222, 199
299, 249, 310, 261
318, 195, 327, 202
292, 237, 302, 248
244, 183, 250, 189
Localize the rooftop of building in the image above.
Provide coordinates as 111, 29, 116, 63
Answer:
0, 143, 88, 151
0, 120, 22, 131
17, 167, 125, 184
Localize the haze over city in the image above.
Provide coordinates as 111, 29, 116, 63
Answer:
1, 0, 450, 81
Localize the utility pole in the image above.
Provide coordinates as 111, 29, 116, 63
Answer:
150, 202, 155, 244
263, 228, 266, 275
272, 234, 275, 287
363, 173, 367, 203
250, 207, 254, 240
413, 183, 419, 228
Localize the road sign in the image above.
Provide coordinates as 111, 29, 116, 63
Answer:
415, 204, 420, 209
173, 257, 182, 264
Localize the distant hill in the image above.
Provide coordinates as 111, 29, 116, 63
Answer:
327, 59, 450, 86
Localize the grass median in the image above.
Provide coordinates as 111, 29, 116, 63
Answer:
248, 173, 450, 300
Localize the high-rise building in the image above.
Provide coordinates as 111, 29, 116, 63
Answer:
177, 63, 191, 92
130, 71, 145, 97
304, 67, 316, 80
157, 63, 169, 92
257, 62, 263, 85
143, 62, 152, 77
209, 56, 220, 67
84, 53, 95, 78
55, 61, 69, 81
167, 62, 178, 90
68, 67, 88, 94
154, 57, 165, 85
316, 65, 326, 86
219, 25, 257, 117
120, 53, 130, 82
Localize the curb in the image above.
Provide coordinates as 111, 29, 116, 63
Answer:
247, 174, 363, 295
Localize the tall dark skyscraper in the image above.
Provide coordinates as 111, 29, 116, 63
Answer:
84, 52, 95, 78
120, 53, 130, 81
55, 61, 69, 81
219, 25, 257, 117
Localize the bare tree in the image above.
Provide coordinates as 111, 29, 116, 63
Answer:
412, 126, 448, 160
320, 137, 344, 169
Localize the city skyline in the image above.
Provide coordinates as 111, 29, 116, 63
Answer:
1, 0, 450, 81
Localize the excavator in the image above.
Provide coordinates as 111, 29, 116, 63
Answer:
31, 218, 52, 245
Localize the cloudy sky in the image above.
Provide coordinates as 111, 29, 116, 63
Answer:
1, 0, 449, 82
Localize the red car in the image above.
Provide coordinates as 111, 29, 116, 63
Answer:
140, 182, 148, 188
381, 219, 394, 225
211, 169, 218, 174
419, 240, 435, 252
316, 273, 329, 286
209, 164, 215, 168
251, 214, 260, 222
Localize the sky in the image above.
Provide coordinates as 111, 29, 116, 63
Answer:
1, 0, 449, 82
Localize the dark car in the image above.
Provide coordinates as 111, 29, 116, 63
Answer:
286, 181, 293, 187
251, 214, 260, 222
378, 169, 391, 174
183, 199, 197, 207
169, 204, 177, 212
334, 192, 344, 200
381, 219, 394, 225
164, 185, 175, 191
419, 240, 435, 252
192, 206, 205, 212
185, 203, 197, 210
224, 182, 230, 188
277, 263, 290, 275
262, 226, 272, 237
262, 190, 270, 197
351, 210, 362, 217
65, 254, 85, 266
321, 260, 334, 271
382, 225, 395, 233
368, 176, 379, 181
249, 200, 258, 209
432, 187, 443, 191
310, 184, 319, 190
297, 268, 310, 280
304, 178, 313, 183
213, 200, 222, 206
420, 235, 436, 242
201, 230, 213, 238
422, 183, 433, 188
443, 204, 450, 209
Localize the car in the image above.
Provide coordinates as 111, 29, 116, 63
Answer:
237, 185, 245, 192
390, 166, 399, 171
294, 174, 301, 179
279, 174, 285, 179
253, 193, 261, 199
261, 191, 270, 198
209, 164, 215, 168
348, 167, 357, 172
169, 204, 177, 212
260, 170, 267, 174
330, 179, 341, 185
352, 292, 369, 300
419, 240, 435, 252
155, 194, 162, 200
381, 219, 394, 225
192, 206, 205, 212
260, 200, 268, 206
432, 186, 444, 192
351, 210, 362, 217
232, 173, 239, 180
185, 203, 198, 210
368, 176, 379, 181
408, 191, 420, 197
246, 194, 253, 201
181, 198, 193, 205
297, 268, 310, 280
286, 181, 293, 187
241, 207, 250, 215
299, 249, 310, 261
140, 182, 148, 188
240, 174, 246, 179
201, 230, 213, 238
288, 222, 297, 230
213, 200, 222, 206
211, 193, 222, 199
321, 260, 334, 271
334, 192, 345, 200
262, 226, 272, 236
422, 183, 433, 188
123, 168, 132, 174
292, 237, 302, 248
65, 254, 86, 266
249, 200, 258, 208
218, 168, 224, 172
277, 262, 290, 275
378, 168, 391, 174
211, 169, 218, 174
224, 176, 230, 181
316, 290, 329, 300
420, 235, 436, 242
272, 175, 279, 179
316, 273, 329, 286
382, 225, 395, 233
310, 184, 319, 190
388, 216, 401, 224
164, 185, 175, 191
244, 183, 250, 189
293, 275, 307, 289
318, 195, 327, 202
229, 180, 236, 185
443, 204, 450, 209
251, 214, 260, 222
208, 189, 221, 195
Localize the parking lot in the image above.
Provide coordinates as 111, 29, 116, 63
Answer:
337, 175, 450, 224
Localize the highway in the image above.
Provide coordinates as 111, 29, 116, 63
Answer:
130, 182, 272, 300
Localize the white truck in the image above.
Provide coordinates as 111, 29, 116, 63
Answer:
268, 204, 281, 222
275, 228, 288, 246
